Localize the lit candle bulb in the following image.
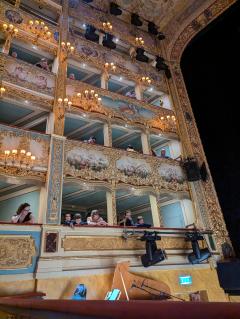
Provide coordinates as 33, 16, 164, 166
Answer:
47, 31, 51, 37
4, 150, 10, 156
167, 115, 170, 119
35, 20, 40, 25
58, 97, 63, 103
98, 97, 102, 102
61, 41, 65, 47
90, 90, 95, 95
85, 90, 89, 95
26, 152, 31, 157
12, 149, 18, 155
77, 93, 81, 97
40, 21, 45, 26
94, 93, 98, 98
9, 24, 13, 30
0, 87, 6, 93
64, 98, 69, 103
30, 155, 36, 161
161, 116, 164, 120
13, 28, 18, 34
20, 149, 26, 155
3, 23, 8, 30
66, 42, 70, 47
44, 26, 48, 31
70, 46, 74, 52
68, 101, 72, 107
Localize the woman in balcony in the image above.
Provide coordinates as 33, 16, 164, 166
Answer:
87, 210, 107, 226
119, 210, 134, 227
11, 203, 35, 224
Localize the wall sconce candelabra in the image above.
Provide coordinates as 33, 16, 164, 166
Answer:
77, 89, 102, 102
135, 37, 144, 46
160, 115, 176, 124
57, 97, 72, 110
3, 149, 36, 170
141, 76, 151, 85
2, 23, 18, 36
0, 86, 6, 97
104, 62, 116, 72
61, 42, 75, 54
102, 21, 113, 31
28, 20, 51, 41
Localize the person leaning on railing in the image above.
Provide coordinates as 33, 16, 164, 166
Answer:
87, 209, 108, 226
11, 203, 35, 224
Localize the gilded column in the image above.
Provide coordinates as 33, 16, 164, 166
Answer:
106, 188, 117, 225
53, 0, 69, 136
135, 83, 142, 100
101, 71, 108, 90
167, 62, 230, 250
45, 135, 65, 224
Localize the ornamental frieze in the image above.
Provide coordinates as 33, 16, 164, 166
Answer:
0, 235, 36, 269
1, 54, 55, 96
62, 235, 192, 251
64, 140, 188, 192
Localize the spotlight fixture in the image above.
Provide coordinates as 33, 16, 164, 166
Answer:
102, 33, 116, 49
157, 32, 166, 40
110, 2, 122, 16
135, 37, 144, 46
104, 62, 116, 72
102, 21, 113, 31
85, 25, 99, 43
136, 47, 149, 63
148, 22, 158, 35
185, 231, 211, 264
155, 56, 171, 79
140, 231, 166, 267
131, 13, 142, 27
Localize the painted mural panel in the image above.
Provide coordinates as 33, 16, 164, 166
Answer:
3, 57, 55, 95
101, 96, 155, 121
67, 148, 109, 171
158, 163, 186, 183
116, 156, 151, 178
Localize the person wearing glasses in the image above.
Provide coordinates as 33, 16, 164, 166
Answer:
11, 203, 34, 224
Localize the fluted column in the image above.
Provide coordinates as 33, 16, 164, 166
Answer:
106, 188, 117, 225
101, 71, 108, 89
141, 130, 151, 155
103, 121, 112, 147
149, 194, 161, 227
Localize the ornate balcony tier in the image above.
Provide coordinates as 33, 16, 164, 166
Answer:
69, 31, 168, 94
0, 123, 50, 182
0, 53, 55, 98
64, 139, 187, 192
67, 80, 177, 134
0, 1, 58, 52
68, 2, 161, 57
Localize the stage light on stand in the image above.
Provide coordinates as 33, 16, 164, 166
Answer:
185, 231, 211, 264
110, 2, 122, 16
148, 22, 158, 35
102, 33, 116, 49
85, 25, 99, 43
136, 48, 149, 63
140, 231, 166, 267
131, 13, 142, 27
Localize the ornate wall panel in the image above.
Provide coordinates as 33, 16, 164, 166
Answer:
1, 54, 55, 97
62, 235, 192, 251
64, 140, 188, 192
46, 136, 65, 224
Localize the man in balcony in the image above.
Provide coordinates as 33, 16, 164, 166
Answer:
119, 210, 134, 227
135, 216, 151, 228
87, 210, 107, 226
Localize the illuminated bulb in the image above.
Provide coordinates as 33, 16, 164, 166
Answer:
3, 23, 8, 30
90, 90, 95, 94
47, 31, 51, 37
31, 155, 36, 161
13, 28, 18, 34
105, 62, 109, 67
9, 24, 13, 30
98, 97, 102, 101
44, 25, 48, 31
172, 115, 176, 120
77, 93, 81, 97
167, 115, 170, 119
94, 93, 98, 98
64, 98, 69, 103
70, 46, 74, 52
161, 116, 164, 120
58, 98, 63, 103
66, 42, 71, 47
35, 20, 40, 25
40, 21, 45, 26
20, 149, 26, 155
68, 101, 72, 106
12, 149, 18, 155
4, 150, 10, 156
0, 87, 6, 93
61, 41, 65, 47
26, 152, 31, 157
85, 90, 89, 94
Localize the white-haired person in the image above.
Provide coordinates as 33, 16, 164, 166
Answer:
87, 209, 107, 226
